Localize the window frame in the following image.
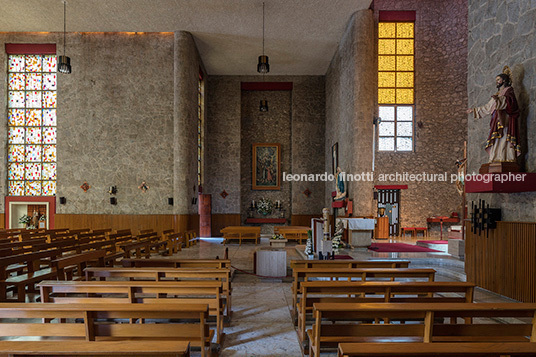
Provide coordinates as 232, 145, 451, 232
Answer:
377, 14, 416, 153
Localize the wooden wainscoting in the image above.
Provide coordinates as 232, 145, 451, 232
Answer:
54, 214, 198, 236
466, 221, 536, 302
211, 214, 241, 237
291, 215, 320, 227
0, 214, 4, 229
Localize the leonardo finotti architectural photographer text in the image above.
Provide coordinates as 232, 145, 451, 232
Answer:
282, 171, 527, 184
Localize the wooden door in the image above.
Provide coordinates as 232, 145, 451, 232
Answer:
198, 194, 211, 237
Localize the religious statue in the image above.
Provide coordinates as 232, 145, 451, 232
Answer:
467, 66, 521, 163
334, 167, 347, 201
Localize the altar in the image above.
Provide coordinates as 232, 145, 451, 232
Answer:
338, 218, 375, 247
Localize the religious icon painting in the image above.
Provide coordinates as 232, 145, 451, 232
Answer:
252, 143, 281, 190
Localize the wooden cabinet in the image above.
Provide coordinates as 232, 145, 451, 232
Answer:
375, 217, 389, 239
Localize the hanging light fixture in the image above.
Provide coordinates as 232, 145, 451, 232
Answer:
258, 2, 269, 112
257, 2, 269, 74
58, 0, 72, 74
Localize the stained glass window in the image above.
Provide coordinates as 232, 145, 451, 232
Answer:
7, 54, 57, 196
378, 21, 414, 152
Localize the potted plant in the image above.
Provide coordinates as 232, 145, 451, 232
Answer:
256, 197, 273, 216
18, 214, 33, 229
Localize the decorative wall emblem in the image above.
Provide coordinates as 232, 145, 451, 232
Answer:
303, 188, 312, 197
80, 182, 90, 192
138, 181, 149, 193
220, 190, 229, 199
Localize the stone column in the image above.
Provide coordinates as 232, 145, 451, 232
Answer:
173, 31, 199, 214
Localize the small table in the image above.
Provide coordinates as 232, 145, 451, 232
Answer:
427, 217, 460, 239
256, 248, 287, 277
338, 218, 374, 247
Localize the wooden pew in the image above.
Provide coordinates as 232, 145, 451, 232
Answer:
185, 230, 198, 247
0, 340, 190, 356
0, 303, 210, 357
122, 258, 231, 269
296, 281, 474, 344
290, 259, 410, 270
165, 232, 185, 253
50, 249, 107, 280
0, 248, 62, 302
275, 226, 310, 243
291, 266, 434, 313
220, 226, 261, 245
309, 302, 536, 357
39, 279, 225, 344
85, 267, 233, 317
339, 342, 536, 357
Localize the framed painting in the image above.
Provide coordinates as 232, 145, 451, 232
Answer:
252, 143, 281, 190
332, 142, 338, 176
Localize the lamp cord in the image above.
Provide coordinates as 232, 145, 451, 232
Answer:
63, 0, 66, 56
262, 2, 265, 56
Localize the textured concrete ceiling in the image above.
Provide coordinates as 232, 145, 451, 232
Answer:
0, 0, 372, 75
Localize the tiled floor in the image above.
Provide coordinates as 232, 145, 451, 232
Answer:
169, 237, 517, 356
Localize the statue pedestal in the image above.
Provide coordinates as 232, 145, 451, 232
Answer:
479, 162, 520, 174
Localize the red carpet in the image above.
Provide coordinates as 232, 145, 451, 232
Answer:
368, 243, 441, 253
334, 255, 353, 260
416, 240, 448, 244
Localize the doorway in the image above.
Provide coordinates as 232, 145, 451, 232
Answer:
377, 189, 400, 236
5, 197, 55, 230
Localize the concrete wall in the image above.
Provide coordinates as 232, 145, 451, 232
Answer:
0, 32, 202, 215
372, 0, 468, 229
205, 76, 325, 221
467, 0, 536, 221
325, 9, 376, 216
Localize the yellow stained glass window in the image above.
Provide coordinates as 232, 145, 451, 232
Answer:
397, 56, 414, 71
379, 56, 396, 71
397, 23, 414, 38
379, 23, 396, 38
378, 20, 414, 152
396, 72, 414, 88
379, 72, 396, 88
396, 89, 414, 104
378, 39, 396, 55
396, 39, 414, 55
379, 88, 396, 104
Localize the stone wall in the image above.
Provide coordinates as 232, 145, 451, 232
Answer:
370, 0, 468, 230
0, 32, 202, 215
467, 0, 536, 221
205, 76, 325, 221
240, 90, 292, 230
325, 10, 376, 217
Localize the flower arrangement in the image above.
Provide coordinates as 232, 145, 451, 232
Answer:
19, 214, 31, 225
271, 234, 284, 240
332, 220, 344, 254
256, 197, 273, 216
305, 229, 313, 256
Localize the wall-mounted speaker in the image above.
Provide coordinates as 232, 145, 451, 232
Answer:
168, 197, 173, 205
110, 197, 117, 205
59, 197, 66, 204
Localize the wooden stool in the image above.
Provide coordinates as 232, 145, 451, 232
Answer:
414, 227, 428, 237
401, 227, 415, 237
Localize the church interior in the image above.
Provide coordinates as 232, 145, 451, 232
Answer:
0, 0, 535, 355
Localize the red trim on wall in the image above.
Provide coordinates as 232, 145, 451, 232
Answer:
379, 11, 416, 22
5, 44, 57, 55
5, 196, 56, 229
241, 82, 293, 91
374, 185, 408, 190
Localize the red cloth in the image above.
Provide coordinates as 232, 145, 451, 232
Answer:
368, 243, 441, 253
